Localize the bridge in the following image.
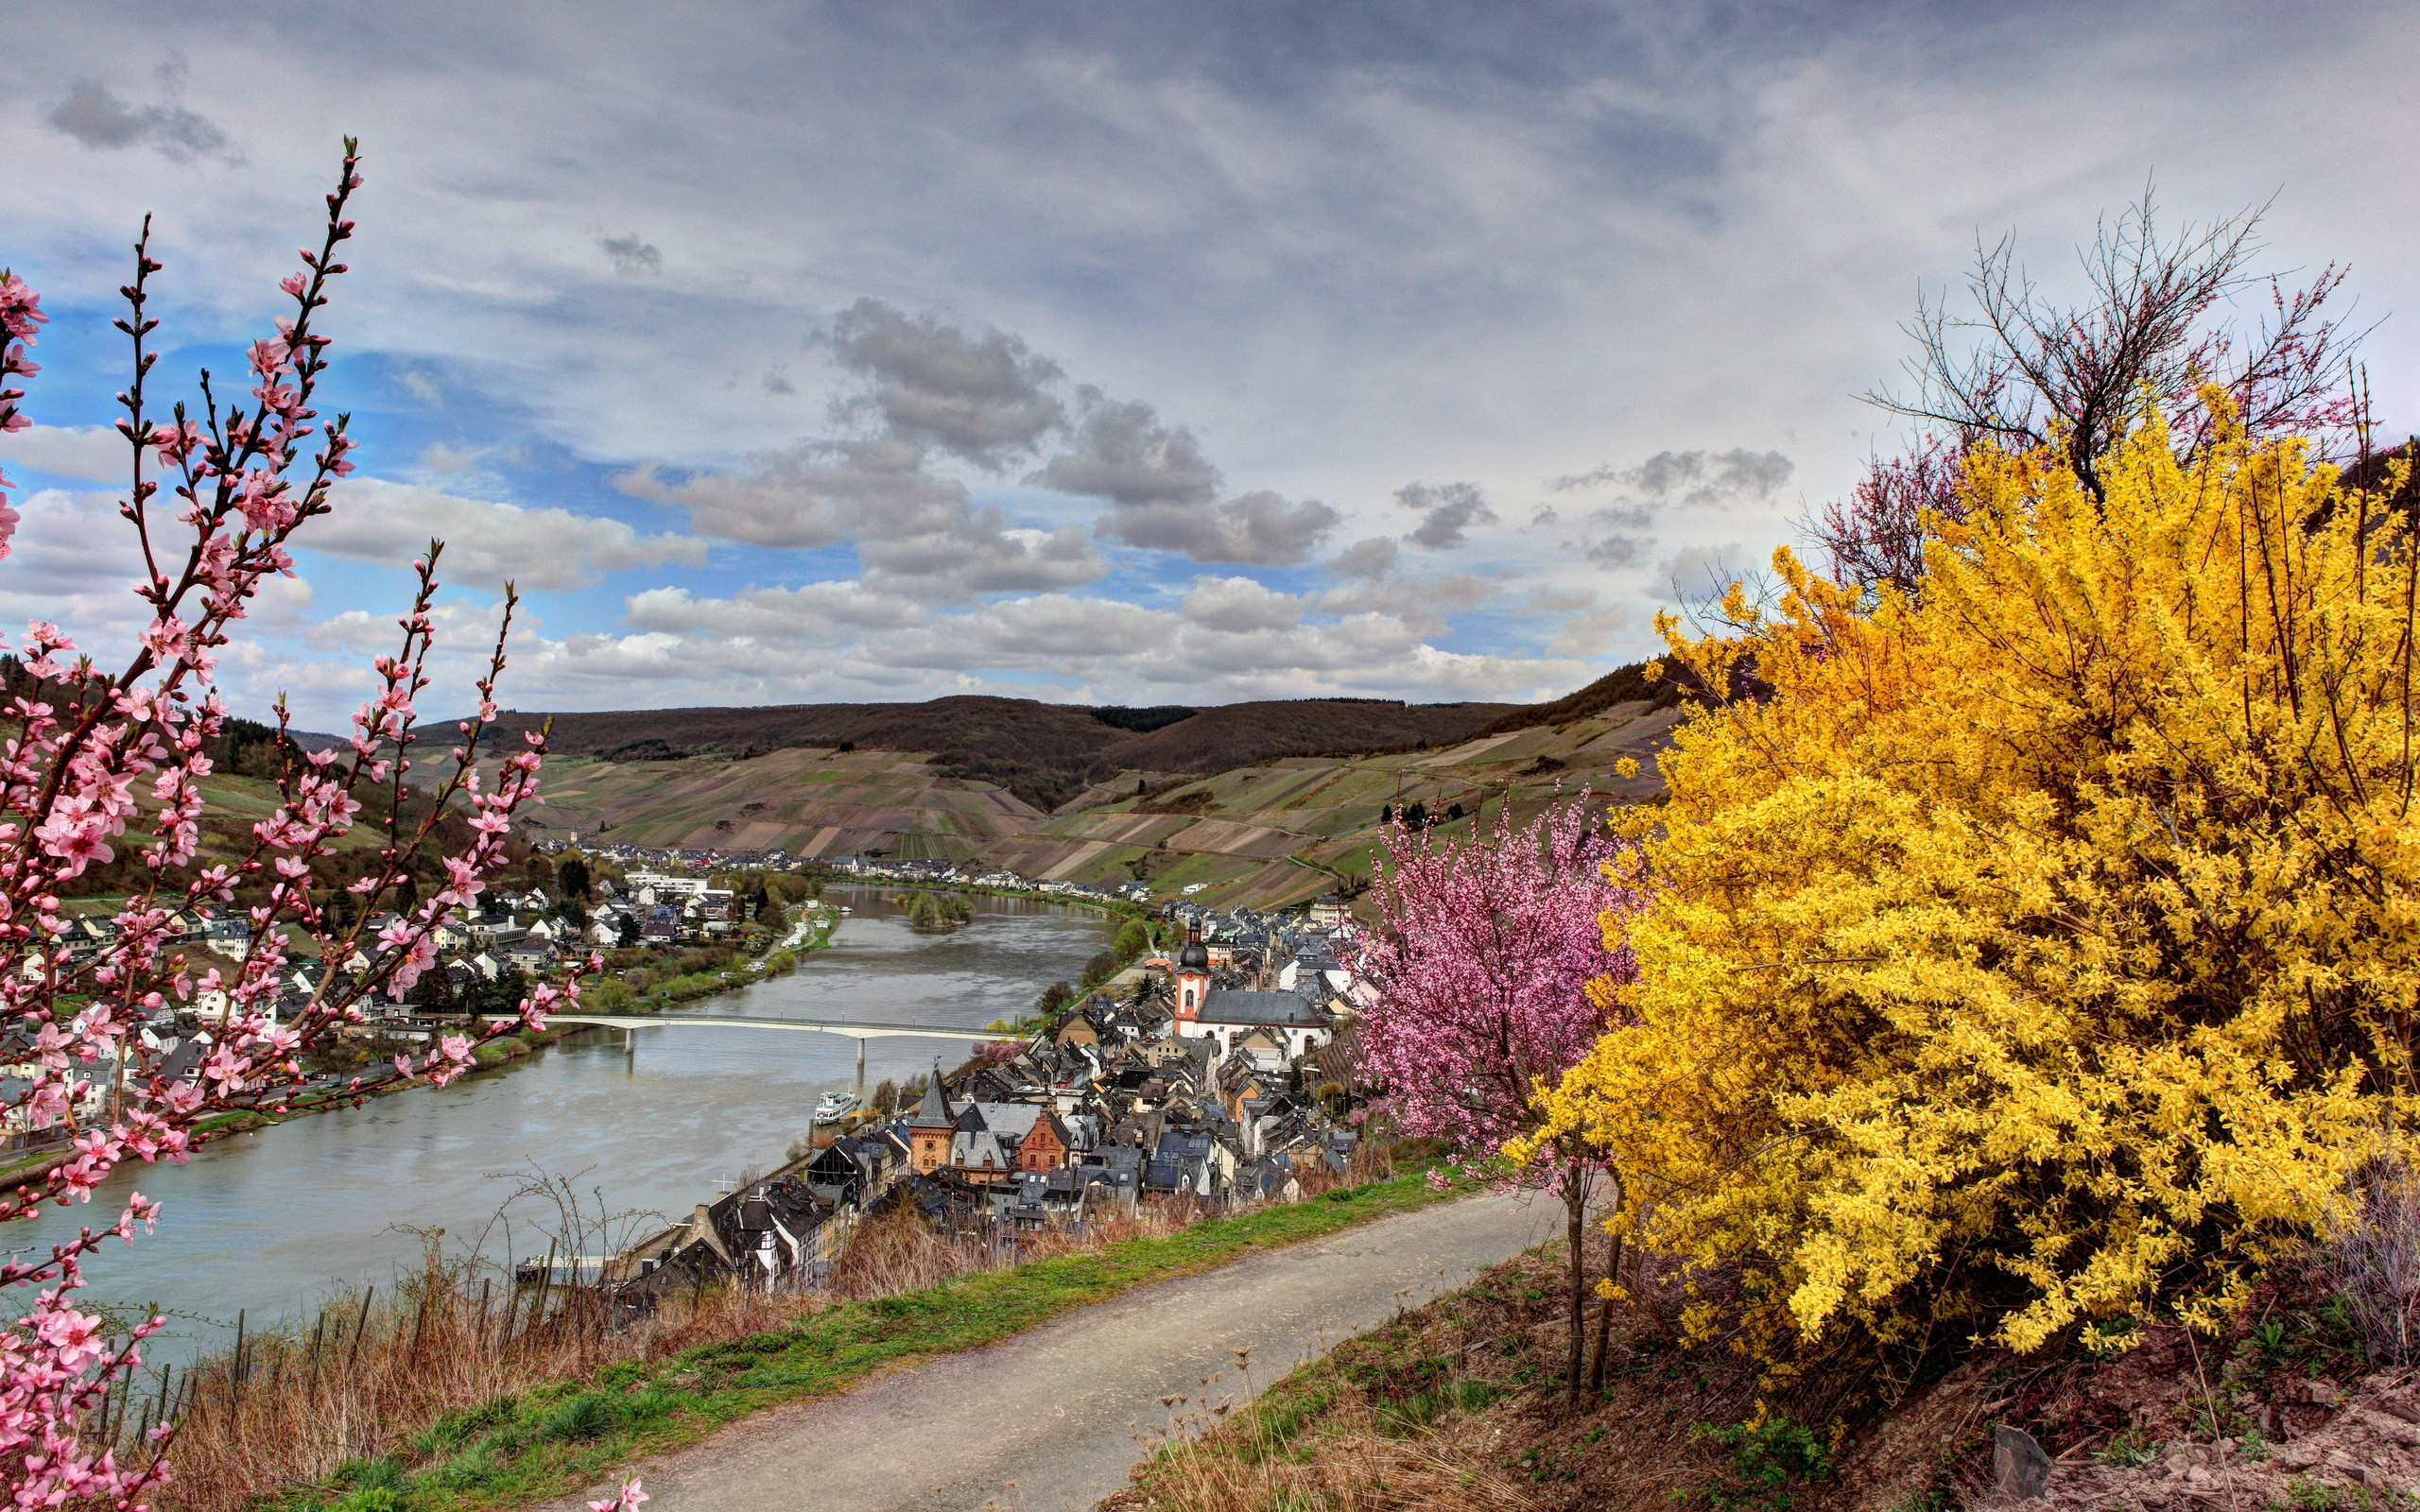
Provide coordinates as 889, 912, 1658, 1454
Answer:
502, 1012, 1004, 1103
531, 1014, 983, 1040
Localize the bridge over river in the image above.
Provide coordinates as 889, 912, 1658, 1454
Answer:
519, 1012, 1003, 1100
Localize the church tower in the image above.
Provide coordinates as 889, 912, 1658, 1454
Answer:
1173, 922, 1211, 1030
906, 1061, 956, 1174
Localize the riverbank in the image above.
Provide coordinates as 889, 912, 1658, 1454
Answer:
173, 1164, 1460, 1512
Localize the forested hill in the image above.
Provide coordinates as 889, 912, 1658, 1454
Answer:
472, 694, 1516, 811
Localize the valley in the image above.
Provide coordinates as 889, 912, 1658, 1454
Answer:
515, 674, 1682, 912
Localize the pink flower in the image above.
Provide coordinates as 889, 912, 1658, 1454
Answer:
590, 1478, 648, 1512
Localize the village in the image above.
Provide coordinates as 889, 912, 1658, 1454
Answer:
594, 890, 1374, 1306
19, 843, 1381, 1305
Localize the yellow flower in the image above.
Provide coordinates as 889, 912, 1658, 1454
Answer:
1543, 410, 2418, 1355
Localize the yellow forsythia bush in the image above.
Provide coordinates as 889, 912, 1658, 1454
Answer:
1538, 413, 2419, 1355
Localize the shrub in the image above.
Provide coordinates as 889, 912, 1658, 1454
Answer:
1543, 416, 2420, 1358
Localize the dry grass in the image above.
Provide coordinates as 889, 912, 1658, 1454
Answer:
825, 1197, 1201, 1299
1113, 1238, 1760, 1512
129, 1147, 1402, 1512
122, 1254, 810, 1512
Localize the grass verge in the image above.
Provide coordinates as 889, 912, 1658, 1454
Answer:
272, 1170, 1466, 1512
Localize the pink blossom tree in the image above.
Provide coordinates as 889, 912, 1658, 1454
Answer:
1353, 799, 1639, 1398
0, 141, 595, 1506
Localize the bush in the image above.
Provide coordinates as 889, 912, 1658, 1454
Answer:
1542, 420, 2420, 1358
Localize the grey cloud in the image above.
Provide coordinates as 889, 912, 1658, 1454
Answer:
1551, 448, 1794, 508
1396, 480, 1497, 550
829, 299, 1065, 470
1584, 501, 1654, 565
859, 519, 1108, 599
45, 80, 230, 162
1029, 393, 1219, 507
1327, 536, 1399, 581
599, 233, 663, 274
1658, 541, 1757, 594
1099, 489, 1340, 567
1585, 533, 1651, 568
618, 440, 1105, 600
763, 365, 796, 395
618, 439, 966, 550
1318, 573, 1493, 636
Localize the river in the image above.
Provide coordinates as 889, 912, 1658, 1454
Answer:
16, 887, 1113, 1359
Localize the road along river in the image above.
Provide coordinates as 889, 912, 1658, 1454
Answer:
12, 887, 1113, 1363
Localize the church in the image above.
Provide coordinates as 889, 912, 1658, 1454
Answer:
1167, 923, 1333, 1062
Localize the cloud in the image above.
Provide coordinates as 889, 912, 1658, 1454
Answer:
1029, 395, 1219, 506
0, 424, 129, 485
1327, 536, 1400, 580
1098, 489, 1340, 566
619, 440, 1107, 599
1181, 576, 1307, 633
1657, 541, 1758, 595
859, 518, 1108, 599
1036, 392, 1335, 563
313, 478, 706, 592
1395, 480, 1498, 550
1318, 573, 1494, 636
828, 299, 1065, 469
44, 80, 230, 163
619, 439, 964, 549
598, 233, 663, 274
1547, 448, 1795, 571
622, 582, 924, 639
1552, 448, 1795, 508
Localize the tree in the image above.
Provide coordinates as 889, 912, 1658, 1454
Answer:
0, 145, 590, 1503
1815, 191, 2366, 596
616, 912, 641, 949
1542, 411, 2420, 1375
558, 853, 592, 901
1357, 801, 1638, 1396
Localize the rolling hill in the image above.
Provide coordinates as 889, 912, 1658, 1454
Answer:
477, 694, 1518, 811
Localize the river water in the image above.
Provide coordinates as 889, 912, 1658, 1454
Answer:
17, 887, 1111, 1359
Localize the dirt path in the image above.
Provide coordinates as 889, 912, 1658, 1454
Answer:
542, 1192, 1560, 1512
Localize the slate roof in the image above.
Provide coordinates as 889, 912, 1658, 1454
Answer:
1196, 989, 1326, 1028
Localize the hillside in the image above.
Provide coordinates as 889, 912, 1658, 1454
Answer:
1472, 658, 1682, 736
477, 694, 1517, 811
509, 689, 1678, 905
970, 696, 1676, 909
523, 746, 1045, 859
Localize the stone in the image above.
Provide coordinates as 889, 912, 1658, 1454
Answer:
1994, 1424, 2052, 1500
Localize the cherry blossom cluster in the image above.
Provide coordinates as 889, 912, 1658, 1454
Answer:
0, 142, 585, 1506
1351, 799, 1640, 1192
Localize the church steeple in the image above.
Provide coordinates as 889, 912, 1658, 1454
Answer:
1174, 921, 1211, 1027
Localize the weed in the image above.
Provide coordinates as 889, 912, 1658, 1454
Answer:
2098, 1426, 2160, 1467
1689, 1414, 1835, 1512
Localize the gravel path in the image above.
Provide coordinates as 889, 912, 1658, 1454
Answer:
541, 1191, 1560, 1512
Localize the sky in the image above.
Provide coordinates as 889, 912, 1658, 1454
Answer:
2, 1, 2416, 729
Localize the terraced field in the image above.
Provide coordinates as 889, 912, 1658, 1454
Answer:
526, 746, 1046, 859
964, 698, 1676, 908
513, 698, 1680, 908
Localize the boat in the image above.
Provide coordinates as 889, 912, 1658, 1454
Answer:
812, 1091, 861, 1122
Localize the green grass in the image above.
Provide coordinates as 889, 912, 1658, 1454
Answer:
270, 1167, 1467, 1511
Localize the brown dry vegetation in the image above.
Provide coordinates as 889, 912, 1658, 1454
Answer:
136, 1254, 807, 1512
1114, 1179, 2420, 1512
138, 1146, 1401, 1512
